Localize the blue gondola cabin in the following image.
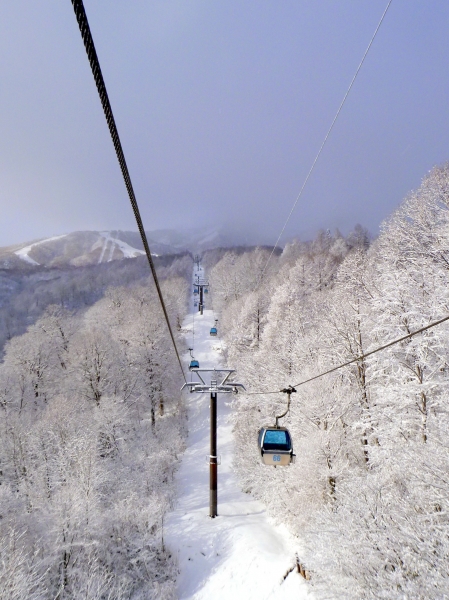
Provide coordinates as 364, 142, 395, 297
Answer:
258, 427, 295, 466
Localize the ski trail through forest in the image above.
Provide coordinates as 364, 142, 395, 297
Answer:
165, 267, 312, 599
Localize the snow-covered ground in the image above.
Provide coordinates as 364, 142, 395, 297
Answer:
98, 231, 148, 263
13, 231, 157, 267
14, 234, 68, 265
165, 267, 313, 600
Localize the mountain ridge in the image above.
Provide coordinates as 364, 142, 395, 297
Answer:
0, 227, 273, 270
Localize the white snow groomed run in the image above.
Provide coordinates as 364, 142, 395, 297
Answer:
14, 234, 68, 265
98, 232, 147, 263
166, 267, 313, 600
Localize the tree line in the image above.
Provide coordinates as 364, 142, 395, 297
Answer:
0, 253, 192, 358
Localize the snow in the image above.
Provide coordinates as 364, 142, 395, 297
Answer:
14, 232, 156, 266
98, 235, 108, 264
98, 231, 147, 263
165, 267, 313, 600
196, 229, 220, 246
14, 234, 68, 265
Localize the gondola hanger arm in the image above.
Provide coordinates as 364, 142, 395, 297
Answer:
275, 386, 296, 427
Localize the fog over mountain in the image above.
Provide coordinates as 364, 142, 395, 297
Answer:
0, 224, 299, 270
2, 2, 449, 249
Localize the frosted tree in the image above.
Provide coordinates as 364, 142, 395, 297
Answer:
0, 263, 188, 598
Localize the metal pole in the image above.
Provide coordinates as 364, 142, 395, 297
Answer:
210, 390, 218, 518
181, 370, 245, 518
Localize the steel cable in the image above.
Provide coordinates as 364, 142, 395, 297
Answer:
70, 0, 187, 383
246, 313, 449, 395
258, 0, 393, 284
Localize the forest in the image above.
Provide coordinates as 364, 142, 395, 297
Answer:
1, 165, 449, 599
0, 253, 192, 599
0, 253, 192, 357
208, 164, 449, 599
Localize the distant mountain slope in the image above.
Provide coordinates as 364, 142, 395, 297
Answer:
0, 230, 183, 270
0, 226, 274, 270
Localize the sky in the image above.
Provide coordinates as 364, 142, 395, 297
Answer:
0, 1, 448, 247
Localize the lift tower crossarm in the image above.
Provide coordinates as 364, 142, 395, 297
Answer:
182, 369, 245, 394
182, 382, 245, 394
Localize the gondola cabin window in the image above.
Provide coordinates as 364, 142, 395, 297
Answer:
263, 429, 291, 451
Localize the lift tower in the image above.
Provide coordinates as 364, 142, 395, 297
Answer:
194, 255, 201, 270
194, 276, 209, 315
182, 370, 245, 518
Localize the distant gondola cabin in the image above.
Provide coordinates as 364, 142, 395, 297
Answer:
189, 359, 199, 370
210, 327, 217, 336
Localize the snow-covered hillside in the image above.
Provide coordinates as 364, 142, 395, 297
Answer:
14, 234, 68, 265
166, 267, 312, 599
1, 225, 280, 271
96, 231, 146, 263
5, 230, 169, 269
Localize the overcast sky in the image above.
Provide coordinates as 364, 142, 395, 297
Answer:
1, 1, 448, 247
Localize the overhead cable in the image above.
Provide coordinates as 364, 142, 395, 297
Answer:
70, 0, 187, 384
246, 313, 449, 395
259, 0, 393, 282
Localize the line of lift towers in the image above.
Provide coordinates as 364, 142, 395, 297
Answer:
184, 257, 295, 519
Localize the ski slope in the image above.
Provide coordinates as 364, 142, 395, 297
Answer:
98, 231, 147, 263
165, 267, 313, 600
14, 234, 68, 265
